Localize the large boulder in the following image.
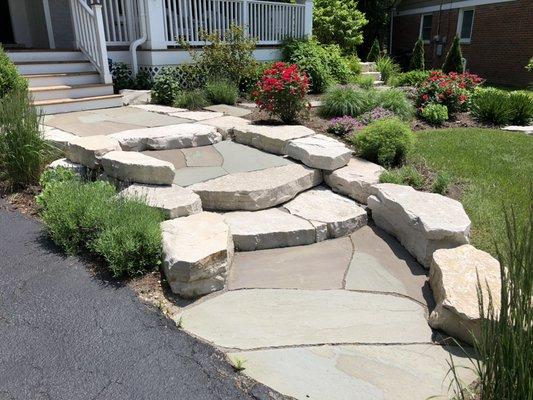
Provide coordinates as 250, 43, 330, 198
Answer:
161, 212, 234, 298
119, 184, 202, 219
367, 184, 471, 268
41, 125, 78, 150
429, 245, 501, 345
189, 164, 322, 211
233, 125, 315, 155
100, 151, 175, 185
109, 124, 221, 151
65, 135, 121, 168
324, 158, 385, 204
285, 134, 352, 171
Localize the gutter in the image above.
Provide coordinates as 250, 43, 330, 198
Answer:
130, 0, 147, 76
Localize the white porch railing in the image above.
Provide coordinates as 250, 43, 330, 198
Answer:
71, 0, 112, 83
101, 0, 141, 45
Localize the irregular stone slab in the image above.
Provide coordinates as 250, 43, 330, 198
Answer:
502, 125, 533, 135
198, 116, 251, 138
223, 209, 316, 251
229, 344, 476, 400
103, 109, 191, 127
228, 237, 352, 290
346, 226, 429, 306
141, 149, 187, 170
174, 166, 227, 187
119, 184, 202, 219
130, 104, 187, 114
41, 126, 77, 150
215, 141, 292, 174
204, 104, 252, 117
181, 146, 223, 167
233, 125, 315, 155
48, 158, 87, 176
189, 164, 322, 211
161, 212, 233, 298
109, 124, 221, 151
180, 289, 433, 349
120, 89, 151, 105
285, 134, 352, 171
65, 135, 121, 168
100, 151, 175, 185
50, 121, 144, 137
429, 244, 501, 345
368, 184, 471, 268
169, 111, 224, 121
283, 187, 367, 239
324, 157, 385, 204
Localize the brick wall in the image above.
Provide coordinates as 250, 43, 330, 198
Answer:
392, 0, 533, 87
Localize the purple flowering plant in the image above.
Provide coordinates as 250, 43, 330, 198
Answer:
357, 107, 396, 125
326, 116, 364, 137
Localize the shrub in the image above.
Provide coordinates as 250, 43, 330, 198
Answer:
470, 88, 511, 125
379, 165, 425, 189
374, 89, 414, 120
39, 166, 80, 192
508, 91, 533, 125
409, 39, 425, 71
420, 103, 449, 125
0, 91, 50, 189
134, 70, 153, 90
357, 106, 396, 125
390, 70, 430, 87
0, 46, 27, 98
151, 67, 180, 105
526, 57, 533, 71
345, 54, 362, 76
319, 85, 375, 118
326, 116, 363, 137
442, 36, 464, 73
431, 171, 452, 194
173, 90, 209, 110
367, 39, 381, 62
240, 62, 271, 94
376, 56, 401, 83
251, 62, 309, 123
110, 62, 134, 93
353, 75, 375, 90
205, 79, 239, 105
351, 118, 415, 167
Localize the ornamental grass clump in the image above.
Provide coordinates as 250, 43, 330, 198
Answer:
205, 79, 239, 105
326, 116, 364, 137
470, 88, 511, 125
319, 85, 376, 118
251, 62, 310, 123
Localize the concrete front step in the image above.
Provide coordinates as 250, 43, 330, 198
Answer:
15, 60, 96, 75
30, 83, 114, 101
360, 62, 377, 73
35, 94, 123, 115
24, 72, 102, 88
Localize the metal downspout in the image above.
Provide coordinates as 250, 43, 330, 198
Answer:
130, 0, 147, 76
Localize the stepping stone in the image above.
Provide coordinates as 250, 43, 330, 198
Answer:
103, 109, 191, 127
368, 184, 471, 268
285, 134, 352, 171
140, 149, 187, 170
215, 141, 291, 174
283, 187, 367, 239
233, 125, 315, 155
204, 104, 252, 117
228, 344, 476, 400
502, 125, 533, 135
100, 151, 175, 185
161, 212, 233, 298
48, 158, 86, 176
181, 146, 223, 167
109, 124, 221, 151
169, 111, 224, 121
174, 166, 227, 187
238, 102, 257, 108
41, 126, 77, 150
65, 135, 121, 168
198, 116, 251, 138
120, 89, 151, 105
179, 289, 433, 350
189, 164, 322, 211
228, 237, 352, 290
51, 121, 144, 137
429, 244, 501, 345
223, 208, 316, 251
119, 184, 202, 219
324, 157, 385, 204
130, 104, 187, 114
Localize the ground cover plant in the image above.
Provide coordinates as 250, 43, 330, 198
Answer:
326, 116, 363, 137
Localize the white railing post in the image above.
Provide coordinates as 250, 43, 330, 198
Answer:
303, 0, 313, 39
144, 0, 167, 49
91, 0, 113, 83
242, 0, 250, 37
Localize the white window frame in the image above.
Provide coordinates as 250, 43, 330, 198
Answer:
457, 8, 475, 43
419, 13, 433, 44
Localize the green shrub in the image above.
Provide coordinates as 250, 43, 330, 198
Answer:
313, 0, 367, 54
420, 103, 449, 125
390, 70, 431, 87
345, 54, 362, 76
367, 39, 381, 62
379, 165, 425, 189
471, 88, 511, 125
173, 90, 209, 110
151, 67, 180, 105
0, 46, 27, 98
526, 57, 533, 71
319, 85, 376, 118
205, 79, 239, 105
442, 36, 464, 73
431, 171, 452, 194
351, 118, 415, 167
376, 56, 401, 83
134, 70, 153, 90
508, 91, 533, 125
39, 166, 80, 191
0, 91, 50, 189
353, 75, 375, 90
374, 89, 414, 121
240, 62, 271, 94
110, 62, 134, 93
409, 39, 425, 71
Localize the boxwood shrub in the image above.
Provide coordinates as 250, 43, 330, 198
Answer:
0, 46, 27, 98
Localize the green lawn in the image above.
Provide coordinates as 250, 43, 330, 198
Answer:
409, 128, 533, 255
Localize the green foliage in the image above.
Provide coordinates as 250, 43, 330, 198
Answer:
151, 67, 180, 105
205, 79, 239, 105
344, 54, 362, 76
376, 55, 401, 83
508, 91, 533, 125
134, 70, 153, 90
431, 171, 452, 194
471, 88, 512, 125
39, 167, 80, 191
526, 57, 533, 72
409, 38, 425, 71
110, 62, 134, 93
240, 62, 271, 94
420, 103, 449, 125
442, 36, 464, 73
319, 86, 376, 118
389, 70, 431, 87
0, 46, 27, 98
38, 179, 164, 277
374, 89, 414, 120
282, 38, 351, 93
313, 0, 367, 54
352, 118, 415, 167
173, 90, 209, 110
0, 91, 50, 189
367, 38, 381, 62
353, 75, 375, 90
379, 165, 425, 189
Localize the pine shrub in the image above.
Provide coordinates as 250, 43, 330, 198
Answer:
442, 36, 464, 73
409, 39, 425, 71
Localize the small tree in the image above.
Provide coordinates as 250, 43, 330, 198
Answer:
442, 36, 464, 73
367, 38, 381, 62
409, 38, 425, 71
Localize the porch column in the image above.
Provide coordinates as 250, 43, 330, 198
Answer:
144, 0, 167, 50
303, 0, 313, 39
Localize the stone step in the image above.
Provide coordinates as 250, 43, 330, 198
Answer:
233, 125, 315, 155
360, 62, 377, 73
362, 71, 381, 81
100, 151, 176, 185
189, 164, 322, 211
285, 134, 352, 171
35, 94, 123, 115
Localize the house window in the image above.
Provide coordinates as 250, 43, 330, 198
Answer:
419, 14, 433, 43
457, 9, 475, 43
